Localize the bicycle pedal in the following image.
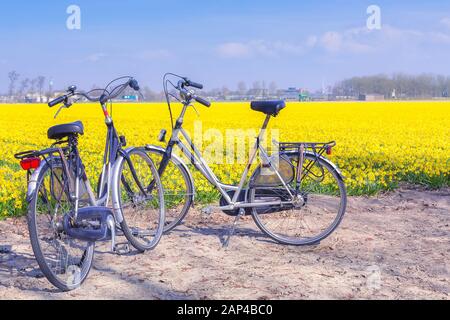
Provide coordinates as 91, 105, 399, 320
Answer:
113, 242, 130, 255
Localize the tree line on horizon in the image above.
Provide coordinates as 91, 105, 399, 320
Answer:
332, 73, 450, 99
3, 71, 450, 102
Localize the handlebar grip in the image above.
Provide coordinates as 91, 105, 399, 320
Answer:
195, 96, 211, 107
129, 79, 140, 91
48, 95, 66, 107
186, 80, 203, 90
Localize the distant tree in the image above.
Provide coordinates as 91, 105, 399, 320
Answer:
19, 78, 30, 97
237, 81, 247, 95
36, 76, 46, 101
30, 78, 37, 94
221, 86, 230, 97
333, 73, 449, 99
252, 81, 262, 96
8, 71, 19, 97
269, 81, 278, 95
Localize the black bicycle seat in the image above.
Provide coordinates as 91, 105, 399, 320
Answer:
47, 121, 84, 140
250, 100, 286, 116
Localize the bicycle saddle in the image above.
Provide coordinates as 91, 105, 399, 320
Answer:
250, 100, 286, 116
47, 121, 84, 140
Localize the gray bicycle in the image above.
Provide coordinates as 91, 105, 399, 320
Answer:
145, 73, 347, 246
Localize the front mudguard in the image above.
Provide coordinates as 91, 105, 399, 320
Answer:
110, 147, 135, 223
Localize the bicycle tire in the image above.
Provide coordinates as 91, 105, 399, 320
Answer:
115, 148, 165, 252
250, 153, 347, 245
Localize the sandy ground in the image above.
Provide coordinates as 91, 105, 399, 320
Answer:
0, 186, 449, 300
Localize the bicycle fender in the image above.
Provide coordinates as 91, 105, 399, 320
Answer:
283, 150, 346, 180
26, 156, 60, 203
110, 147, 135, 223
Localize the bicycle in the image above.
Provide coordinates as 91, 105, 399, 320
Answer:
144, 73, 346, 246
14, 76, 165, 291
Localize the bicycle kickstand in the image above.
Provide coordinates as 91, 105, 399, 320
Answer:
222, 208, 245, 249
106, 216, 130, 255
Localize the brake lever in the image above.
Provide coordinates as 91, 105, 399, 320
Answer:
137, 89, 145, 101
189, 103, 200, 117
53, 100, 72, 119
54, 105, 64, 119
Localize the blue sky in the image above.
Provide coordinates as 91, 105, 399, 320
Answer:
1, 0, 450, 92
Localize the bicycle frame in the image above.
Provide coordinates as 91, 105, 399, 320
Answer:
26, 102, 147, 223
82, 103, 150, 215
160, 102, 295, 211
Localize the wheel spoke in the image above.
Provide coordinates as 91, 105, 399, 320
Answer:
251, 153, 346, 245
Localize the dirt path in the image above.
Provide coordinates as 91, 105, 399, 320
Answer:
0, 187, 449, 300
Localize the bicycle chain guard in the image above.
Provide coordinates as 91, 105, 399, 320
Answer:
63, 206, 114, 242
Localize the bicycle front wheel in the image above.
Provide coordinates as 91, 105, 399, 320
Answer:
144, 146, 194, 233
115, 148, 165, 252
250, 153, 347, 245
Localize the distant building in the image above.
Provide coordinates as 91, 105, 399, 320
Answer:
281, 87, 299, 100
25, 93, 49, 103
309, 92, 328, 101
358, 94, 385, 101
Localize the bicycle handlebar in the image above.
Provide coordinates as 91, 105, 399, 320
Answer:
177, 77, 210, 107
184, 78, 203, 90
194, 96, 211, 107
48, 95, 67, 107
48, 77, 140, 108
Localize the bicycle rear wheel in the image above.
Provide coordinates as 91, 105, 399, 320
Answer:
115, 148, 165, 252
249, 153, 346, 245
28, 159, 94, 291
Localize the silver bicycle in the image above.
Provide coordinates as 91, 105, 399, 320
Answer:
145, 73, 347, 246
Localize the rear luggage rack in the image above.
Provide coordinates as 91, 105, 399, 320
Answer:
279, 141, 336, 156
14, 145, 70, 160
14, 150, 40, 160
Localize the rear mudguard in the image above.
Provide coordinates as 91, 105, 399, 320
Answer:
282, 150, 345, 180
26, 156, 61, 203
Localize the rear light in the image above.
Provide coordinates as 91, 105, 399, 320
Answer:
326, 146, 332, 155
20, 157, 41, 170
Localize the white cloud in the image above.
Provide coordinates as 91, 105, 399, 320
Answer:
216, 42, 251, 58
320, 31, 342, 52
86, 53, 107, 62
216, 24, 450, 59
216, 40, 305, 58
306, 35, 318, 47
441, 17, 450, 29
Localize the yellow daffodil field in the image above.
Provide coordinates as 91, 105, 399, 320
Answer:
0, 101, 449, 217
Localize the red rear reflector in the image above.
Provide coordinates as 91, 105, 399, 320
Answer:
20, 157, 41, 170
326, 146, 332, 155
